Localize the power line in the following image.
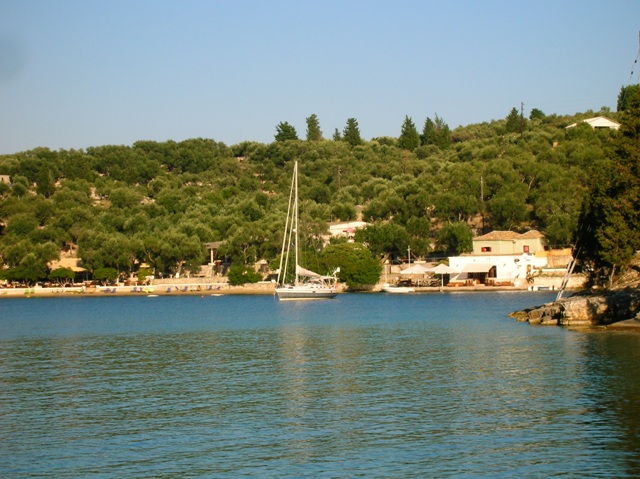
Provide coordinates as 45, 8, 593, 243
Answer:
630, 30, 640, 84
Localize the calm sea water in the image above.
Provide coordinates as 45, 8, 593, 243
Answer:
1, 292, 639, 478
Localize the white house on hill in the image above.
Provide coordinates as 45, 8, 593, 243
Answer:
327, 221, 368, 242
566, 116, 620, 131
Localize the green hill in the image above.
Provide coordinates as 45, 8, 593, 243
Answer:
1, 89, 637, 287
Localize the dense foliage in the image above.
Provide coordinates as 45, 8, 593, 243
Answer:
578, 86, 640, 285
0, 93, 635, 285
319, 242, 382, 291
227, 264, 263, 286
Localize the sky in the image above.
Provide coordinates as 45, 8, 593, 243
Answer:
1, 0, 639, 154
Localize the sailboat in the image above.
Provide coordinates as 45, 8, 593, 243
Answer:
275, 160, 339, 301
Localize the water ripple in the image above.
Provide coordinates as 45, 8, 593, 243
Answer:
1, 293, 639, 478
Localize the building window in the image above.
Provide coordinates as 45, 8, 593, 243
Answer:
523, 245, 530, 253
481, 246, 492, 253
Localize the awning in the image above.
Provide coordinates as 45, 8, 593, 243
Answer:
427, 264, 458, 275
461, 263, 495, 273
400, 264, 430, 275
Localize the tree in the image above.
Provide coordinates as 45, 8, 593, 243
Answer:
78, 230, 139, 275
578, 86, 640, 284
153, 229, 205, 276
227, 264, 262, 285
532, 171, 584, 247
49, 267, 76, 285
421, 114, 451, 149
36, 168, 56, 198
617, 84, 640, 112
433, 114, 452, 149
274, 122, 298, 142
487, 185, 529, 230
305, 114, 322, 141
343, 118, 363, 146
2, 241, 59, 285
93, 267, 118, 285
436, 222, 473, 255
406, 215, 431, 256
505, 107, 525, 134
319, 242, 381, 291
355, 222, 411, 259
422, 117, 436, 146
11, 176, 29, 197
530, 108, 545, 120
397, 116, 420, 150
11, 253, 49, 284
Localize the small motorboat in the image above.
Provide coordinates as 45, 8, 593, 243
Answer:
381, 283, 415, 293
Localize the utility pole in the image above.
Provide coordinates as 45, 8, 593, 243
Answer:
337, 166, 341, 190
480, 175, 485, 233
520, 102, 524, 140
629, 30, 640, 83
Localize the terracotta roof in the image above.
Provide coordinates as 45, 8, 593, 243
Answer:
474, 230, 545, 241
474, 231, 519, 241
518, 230, 545, 239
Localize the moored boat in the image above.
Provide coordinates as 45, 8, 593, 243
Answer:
381, 283, 415, 293
275, 161, 339, 301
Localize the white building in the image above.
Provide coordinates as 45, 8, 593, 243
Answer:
566, 116, 620, 131
472, 230, 547, 255
447, 230, 567, 286
448, 252, 548, 286
327, 221, 368, 242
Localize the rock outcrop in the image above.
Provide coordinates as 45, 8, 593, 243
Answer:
509, 287, 640, 327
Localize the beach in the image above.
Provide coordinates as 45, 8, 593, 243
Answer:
0, 281, 278, 298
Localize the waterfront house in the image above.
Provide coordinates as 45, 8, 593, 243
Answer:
448, 230, 568, 286
472, 230, 547, 255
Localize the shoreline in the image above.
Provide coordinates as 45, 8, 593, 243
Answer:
0, 282, 572, 299
509, 286, 640, 330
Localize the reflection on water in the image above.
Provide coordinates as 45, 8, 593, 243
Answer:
0, 293, 639, 478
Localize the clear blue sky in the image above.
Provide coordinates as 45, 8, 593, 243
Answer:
1, 0, 639, 154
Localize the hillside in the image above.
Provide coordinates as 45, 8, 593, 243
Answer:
0, 106, 626, 285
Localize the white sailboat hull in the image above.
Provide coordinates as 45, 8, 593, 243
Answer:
276, 285, 338, 300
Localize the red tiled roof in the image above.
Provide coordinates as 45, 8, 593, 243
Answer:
474, 230, 545, 241
474, 231, 519, 241
518, 230, 544, 239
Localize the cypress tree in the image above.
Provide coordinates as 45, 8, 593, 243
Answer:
505, 107, 521, 133
398, 115, 420, 150
343, 118, 363, 146
305, 114, 322, 141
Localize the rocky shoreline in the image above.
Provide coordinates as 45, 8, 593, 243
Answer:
509, 287, 640, 329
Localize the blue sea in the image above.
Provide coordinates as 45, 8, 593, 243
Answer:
1, 292, 639, 478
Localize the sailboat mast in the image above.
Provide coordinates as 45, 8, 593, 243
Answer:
277, 160, 296, 286
294, 160, 300, 287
